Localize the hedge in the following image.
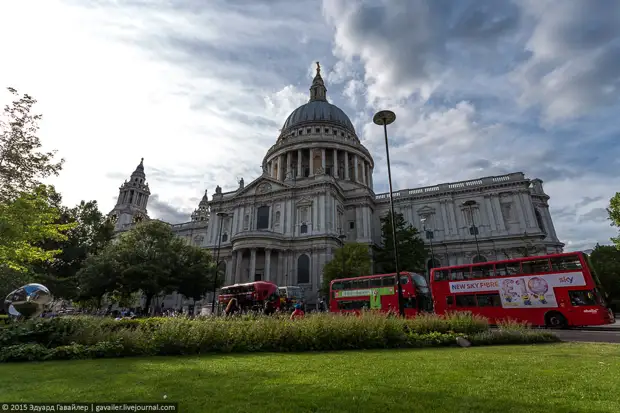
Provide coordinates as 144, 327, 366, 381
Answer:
0, 312, 559, 363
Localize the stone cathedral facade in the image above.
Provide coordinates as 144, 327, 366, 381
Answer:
108, 65, 564, 310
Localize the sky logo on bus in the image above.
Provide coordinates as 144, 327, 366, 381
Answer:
558, 276, 574, 284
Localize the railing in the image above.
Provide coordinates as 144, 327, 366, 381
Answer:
374, 172, 525, 201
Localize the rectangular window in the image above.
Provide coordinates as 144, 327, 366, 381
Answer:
352, 279, 369, 289
568, 290, 597, 306
337, 300, 370, 310
342, 281, 352, 290
433, 269, 450, 282
400, 275, 410, 285
476, 293, 502, 307
455, 295, 477, 307
446, 296, 454, 306
256, 206, 270, 230
450, 267, 470, 281
472, 264, 494, 279
382, 276, 396, 287
331, 282, 344, 290
349, 221, 355, 229
521, 259, 551, 274
369, 278, 383, 287
550, 255, 582, 271
495, 263, 520, 276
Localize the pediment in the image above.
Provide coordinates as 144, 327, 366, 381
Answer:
417, 205, 435, 216
296, 197, 314, 207
234, 176, 290, 197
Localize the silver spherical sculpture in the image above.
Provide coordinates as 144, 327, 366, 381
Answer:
4, 283, 53, 319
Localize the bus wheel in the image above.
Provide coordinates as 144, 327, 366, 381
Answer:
545, 311, 567, 329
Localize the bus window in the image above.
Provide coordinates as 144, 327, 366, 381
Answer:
434, 269, 449, 282
521, 259, 550, 274
369, 278, 383, 287
338, 300, 370, 310
400, 275, 409, 285
352, 279, 369, 289
568, 290, 597, 306
550, 255, 582, 271
382, 276, 396, 287
402, 296, 416, 308
476, 293, 502, 307
446, 296, 454, 306
455, 295, 477, 307
495, 263, 519, 276
411, 273, 428, 287
342, 281, 353, 290
331, 281, 343, 290
450, 267, 470, 280
472, 264, 494, 278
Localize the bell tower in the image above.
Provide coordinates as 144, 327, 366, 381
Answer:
108, 158, 151, 232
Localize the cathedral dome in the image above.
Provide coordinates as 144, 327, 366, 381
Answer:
281, 100, 355, 134
280, 62, 356, 135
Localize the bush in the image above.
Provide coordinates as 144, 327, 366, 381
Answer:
0, 313, 558, 363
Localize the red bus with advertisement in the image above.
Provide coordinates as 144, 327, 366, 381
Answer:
218, 281, 281, 313
430, 252, 614, 328
329, 272, 432, 317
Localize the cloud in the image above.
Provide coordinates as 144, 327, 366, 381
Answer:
0, 0, 618, 253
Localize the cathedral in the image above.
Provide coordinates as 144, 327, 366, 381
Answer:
108, 64, 565, 311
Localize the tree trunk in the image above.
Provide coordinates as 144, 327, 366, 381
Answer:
144, 293, 154, 313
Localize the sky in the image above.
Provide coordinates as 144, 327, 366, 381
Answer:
0, 0, 618, 251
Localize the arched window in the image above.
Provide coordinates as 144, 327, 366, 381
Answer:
535, 209, 547, 235
257, 206, 270, 229
473, 255, 487, 264
427, 258, 441, 273
221, 233, 228, 242
275, 211, 281, 225
297, 254, 310, 284
300, 223, 308, 234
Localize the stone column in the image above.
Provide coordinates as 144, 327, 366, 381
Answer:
333, 149, 338, 178
514, 194, 526, 231
276, 156, 282, 181
369, 169, 373, 189
354, 155, 359, 182
344, 152, 349, 180
264, 248, 271, 282
249, 248, 256, 282
362, 162, 367, 185
235, 250, 243, 283
520, 191, 537, 229
309, 149, 314, 176
286, 152, 292, 179
484, 195, 497, 231
440, 200, 450, 236
321, 148, 326, 170
297, 149, 302, 177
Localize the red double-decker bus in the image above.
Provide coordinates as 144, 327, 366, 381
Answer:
329, 272, 433, 317
430, 252, 614, 328
218, 281, 280, 313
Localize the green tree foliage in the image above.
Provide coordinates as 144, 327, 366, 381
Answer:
375, 212, 426, 273
589, 244, 620, 304
0, 88, 69, 279
0, 185, 73, 272
608, 192, 620, 248
0, 87, 63, 203
77, 220, 216, 311
321, 243, 372, 297
32, 200, 115, 299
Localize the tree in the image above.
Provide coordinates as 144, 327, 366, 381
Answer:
374, 212, 426, 274
77, 220, 216, 312
0, 185, 73, 272
174, 244, 217, 302
608, 192, 620, 248
589, 244, 620, 306
0, 87, 63, 203
32, 200, 115, 299
321, 243, 372, 297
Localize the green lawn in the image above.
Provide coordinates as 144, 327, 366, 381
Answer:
1, 343, 618, 413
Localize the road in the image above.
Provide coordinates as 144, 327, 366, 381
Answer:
553, 328, 620, 343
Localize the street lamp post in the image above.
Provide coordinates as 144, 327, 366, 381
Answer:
210, 211, 228, 314
463, 201, 481, 261
373, 110, 405, 318
338, 230, 347, 276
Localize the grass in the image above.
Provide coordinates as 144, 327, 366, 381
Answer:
0, 343, 618, 412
